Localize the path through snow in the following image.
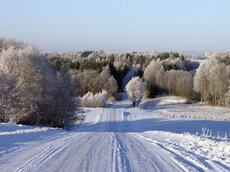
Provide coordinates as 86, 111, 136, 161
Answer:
0, 98, 230, 172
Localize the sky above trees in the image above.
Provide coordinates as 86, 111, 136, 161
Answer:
0, 0, 230, 53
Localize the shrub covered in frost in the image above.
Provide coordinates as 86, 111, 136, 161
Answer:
81, 90, 108, 107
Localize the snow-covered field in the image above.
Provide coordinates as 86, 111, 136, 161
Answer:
140, 96, 230, 121
0, 96, 230, 172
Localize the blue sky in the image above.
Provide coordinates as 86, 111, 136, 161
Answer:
0, 0, 230, 53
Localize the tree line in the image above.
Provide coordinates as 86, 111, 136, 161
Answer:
0, 38, 229, 127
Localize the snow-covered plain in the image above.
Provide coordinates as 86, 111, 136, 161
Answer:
0, 96, 230, 172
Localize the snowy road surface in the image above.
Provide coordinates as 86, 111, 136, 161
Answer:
0, 98, 230, 172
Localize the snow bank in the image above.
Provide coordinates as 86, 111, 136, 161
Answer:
138, 131, 230, 166
0, 123, 65, 157
0, 127, 53, 135
0, 123, 59, 135
140, 96, 230, 121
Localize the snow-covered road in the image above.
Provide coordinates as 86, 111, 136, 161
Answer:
0, 99, 230, 172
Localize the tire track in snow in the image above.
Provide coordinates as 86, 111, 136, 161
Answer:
111, 133, 131, 172
16, 135, 75, 172
132, 133, 222, 172
36, 107, 120, 172
2, 99, 229, 172
120, 133, 185, 172
0, 132, 82, 172
33, 133, 105, 172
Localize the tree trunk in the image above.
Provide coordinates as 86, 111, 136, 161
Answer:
132, 101, 136, 107
63, 113, 68, 129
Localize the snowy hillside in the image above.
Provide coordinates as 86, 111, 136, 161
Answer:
0, 96, 230, 172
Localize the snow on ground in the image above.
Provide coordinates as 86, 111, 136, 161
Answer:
140, 96, 230, 121
0, 124, 55, 135
0, 95, 230, 172
0, 123, 67, 159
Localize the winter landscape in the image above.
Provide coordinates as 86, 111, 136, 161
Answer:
1, 95, 230, 172
1, 1, 230, 172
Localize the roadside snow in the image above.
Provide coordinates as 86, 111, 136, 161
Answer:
0, 123, 66, 159
0, 96, 229, 172
140, 96, 230, 121
0, 126, 54, 135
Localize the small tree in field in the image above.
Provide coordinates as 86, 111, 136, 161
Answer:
125, 76, 144, 106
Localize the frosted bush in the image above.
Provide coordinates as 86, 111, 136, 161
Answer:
81, 90, 108, 107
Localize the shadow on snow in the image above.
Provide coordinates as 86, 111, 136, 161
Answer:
76, 118, 230, 137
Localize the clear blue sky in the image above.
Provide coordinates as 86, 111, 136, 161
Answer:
0, 0, 230, 53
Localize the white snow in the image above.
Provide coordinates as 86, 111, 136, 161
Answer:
140, 96, 230, 121
0, 125, 55, 136
0, 95, 230, 172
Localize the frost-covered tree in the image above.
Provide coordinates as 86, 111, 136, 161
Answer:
81, 90, 108, 107
0, 70, 18, 122
104, 76, 118, 97
209, 61, 228, 105
82, 70, 101, 94
194, 65, 209, 103
143, 59, 162, 97
100, 65, 110, 85
225, 86, 230, 108
0, 42, 78, 127
164, 70, 194, 99
70, 70, 82, 97
144, 59, 161, 84
125, 76, 144, 106
0, 38, 26, 52
165, 70, 178, 95
100, 66, 118, 97
155, 66, 166, 92
122, 69, 137, 89
94, 90, 108, 107
225, 66, 230, 107
194, 58, 229, 106
56, 65, 77, 128
0, 45, 53, 122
